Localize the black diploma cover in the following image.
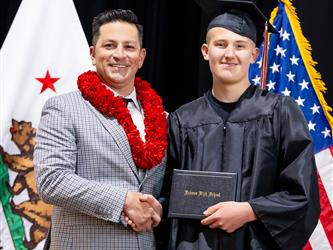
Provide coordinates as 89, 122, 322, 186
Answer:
168, 169, 237, 219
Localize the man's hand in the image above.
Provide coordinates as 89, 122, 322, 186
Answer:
123, 192, 162, 232
200, 201, 256, 233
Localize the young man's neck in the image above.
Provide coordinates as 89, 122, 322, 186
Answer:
212, 80, 250, 103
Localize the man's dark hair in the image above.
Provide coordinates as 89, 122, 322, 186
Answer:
92, 9, 143, 47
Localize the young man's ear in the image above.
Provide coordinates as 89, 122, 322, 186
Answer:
201, 43, 209, 61
90, 46, 96, 66
251, 47, 260, 64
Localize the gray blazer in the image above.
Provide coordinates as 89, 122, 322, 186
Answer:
34, 91, 166, 250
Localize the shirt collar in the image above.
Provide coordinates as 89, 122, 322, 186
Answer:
106, 85, 141, 110
123, 89, 141, 110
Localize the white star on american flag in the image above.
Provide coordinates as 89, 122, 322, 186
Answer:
267, 80, 276, 91
281, 30, 291, 40
274, 45, 286, 57
286, 71, 295, 82
281, 87, 291, 96
295, 96, 305, 106
310, 103, 321, 114
252, 75, 261, 85
256, 58, 262, 68
321, 127, 331, 138
290, 55, 299, 65
270, 62, 280, 73
308, 121, 316, 131
299, 79, 309, 90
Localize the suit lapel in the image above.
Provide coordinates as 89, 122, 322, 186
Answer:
82, 98, 140, 181
140, 155, 167, 187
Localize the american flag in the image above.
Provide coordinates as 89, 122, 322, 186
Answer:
249, 1, 333, 249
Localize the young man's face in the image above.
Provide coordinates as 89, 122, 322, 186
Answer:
90, 21, 146, 89
201, 27, 259, 85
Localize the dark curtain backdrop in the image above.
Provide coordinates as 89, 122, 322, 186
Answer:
1, 0, 332, 113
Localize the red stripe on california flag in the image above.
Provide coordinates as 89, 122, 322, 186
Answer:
317, 172, 333, 248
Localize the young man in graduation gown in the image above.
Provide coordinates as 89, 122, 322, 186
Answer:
158, 1, 320, 249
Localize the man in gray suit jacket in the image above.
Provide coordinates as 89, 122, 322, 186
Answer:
34, 9, 167, 249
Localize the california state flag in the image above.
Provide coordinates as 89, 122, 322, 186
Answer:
0, 0, 92, 249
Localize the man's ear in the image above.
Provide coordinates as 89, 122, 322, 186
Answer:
138, 48, 146, 68
201, 43, 210, 61
90, 46, 96, 66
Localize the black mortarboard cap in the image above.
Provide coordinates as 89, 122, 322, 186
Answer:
195, 0, 277, 47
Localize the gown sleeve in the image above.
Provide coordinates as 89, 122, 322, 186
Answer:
155, 112, 182, 249
248, 96, 320, 249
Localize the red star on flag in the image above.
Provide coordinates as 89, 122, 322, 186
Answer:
35, 70, 60, 93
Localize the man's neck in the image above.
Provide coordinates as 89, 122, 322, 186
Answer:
97, 73, 135, 97
100, 77, 135, 97
105, 83, 135, 97
212, 80, 250, 103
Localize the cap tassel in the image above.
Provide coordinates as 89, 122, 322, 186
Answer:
260, 21, 269, 89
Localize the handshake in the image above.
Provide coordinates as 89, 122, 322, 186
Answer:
123, 191, 162, 232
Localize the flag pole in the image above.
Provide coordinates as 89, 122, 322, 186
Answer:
260, 21, 269, 89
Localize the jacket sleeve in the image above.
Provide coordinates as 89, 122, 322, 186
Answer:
249, 96, 320, 249
34, 96, 128, 224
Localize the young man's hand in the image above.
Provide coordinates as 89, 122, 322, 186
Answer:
201, 201, 257, 233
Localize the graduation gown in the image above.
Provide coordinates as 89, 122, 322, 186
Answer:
161, 86, 320, 250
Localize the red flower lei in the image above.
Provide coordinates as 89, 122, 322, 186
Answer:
77, 71, 167, 170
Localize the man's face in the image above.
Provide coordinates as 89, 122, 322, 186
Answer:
201, 27, 258, 85
90, 21, 146, 89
